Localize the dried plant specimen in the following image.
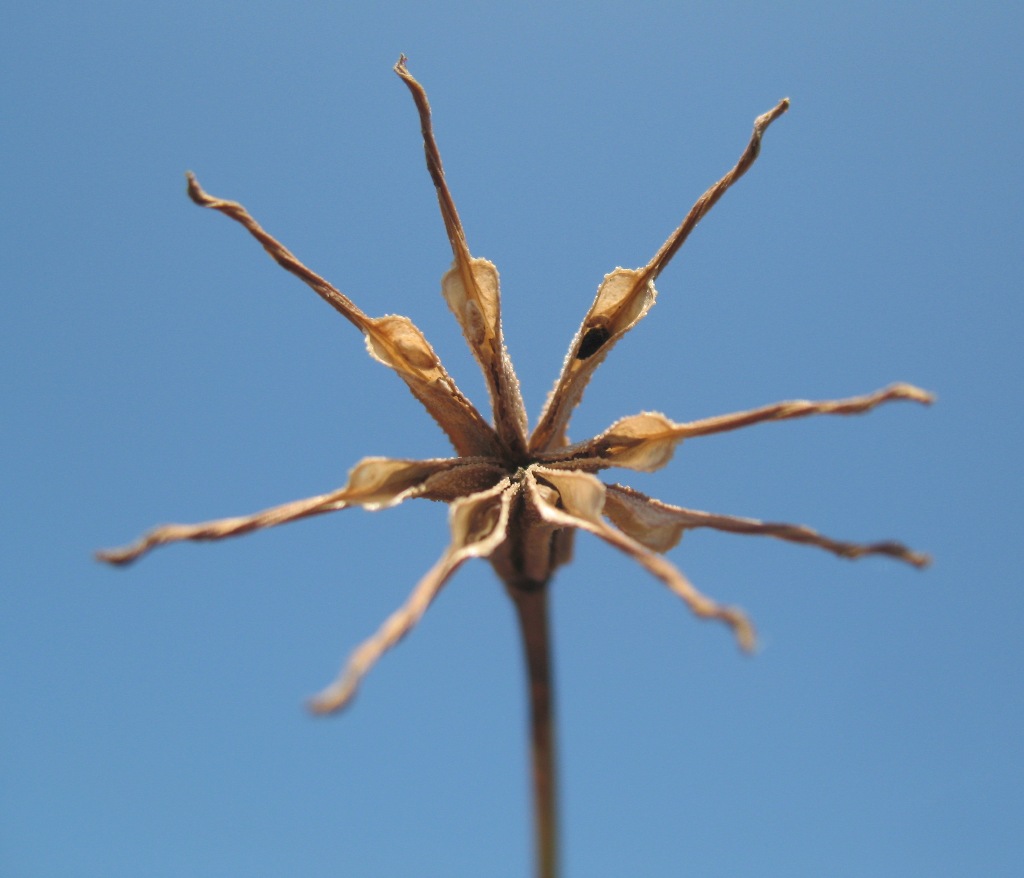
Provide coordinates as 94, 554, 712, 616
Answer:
99, 57, 931, 878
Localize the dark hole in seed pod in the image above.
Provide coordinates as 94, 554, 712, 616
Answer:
576, 326, 611, 360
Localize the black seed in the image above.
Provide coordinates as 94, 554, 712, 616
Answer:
576, 326, 611, 360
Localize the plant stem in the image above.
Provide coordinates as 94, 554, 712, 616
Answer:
507, 582, 558, 878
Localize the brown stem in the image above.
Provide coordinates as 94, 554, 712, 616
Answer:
506, 582, 558, 878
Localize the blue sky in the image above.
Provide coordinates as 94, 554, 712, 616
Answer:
3, 3, 1021, 876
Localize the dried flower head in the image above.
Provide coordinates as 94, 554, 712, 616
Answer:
99, 57, 931, 877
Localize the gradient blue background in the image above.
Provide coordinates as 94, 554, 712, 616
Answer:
4, 3, 1020, 876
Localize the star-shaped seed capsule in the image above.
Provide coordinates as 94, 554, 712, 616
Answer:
99, 57, 931, 878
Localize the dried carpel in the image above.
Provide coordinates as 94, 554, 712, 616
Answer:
98, 57, 932, 878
